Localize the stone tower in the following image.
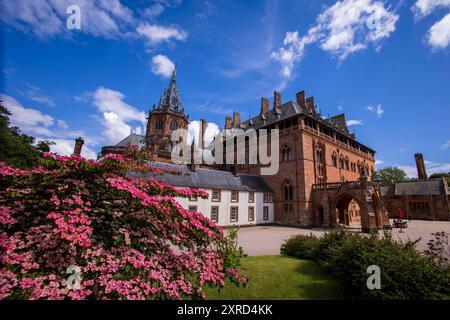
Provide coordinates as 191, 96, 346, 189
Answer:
145, 65, 189, 160
415, 153, 427, 180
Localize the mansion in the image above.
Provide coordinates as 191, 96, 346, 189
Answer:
95, 67, 450, 232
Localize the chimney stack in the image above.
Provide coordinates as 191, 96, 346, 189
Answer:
73, 137, 84, 156
200, 119, 206, 149
273, 91, 281, 109
306, 96, 315, 113
260, 97, 269, 115
225, 116, 232, 129
415, 153, 428, 180
232, 112, 241, 128
296, 91, 307, 108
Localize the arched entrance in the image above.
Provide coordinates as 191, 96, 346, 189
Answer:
330, 191, 365, 230
329, 189, 385, 233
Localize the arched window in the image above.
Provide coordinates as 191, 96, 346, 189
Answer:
169, 120, 178, 130
155, 119, 163, 130
284, 183, 294, 202
345, 157, 349, 170
332, 152, 337, 167
339, 156, 344, 169
282, 145, 292, 161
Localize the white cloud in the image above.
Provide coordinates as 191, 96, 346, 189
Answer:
375, 159, 384, 166
399, 160, 450, 178
441, 139, 450, 149
367, 104, 384, 118
187, 120, 220, 147
346, 119, 364, 126
0, 0, 135, 39
151, 55, 175, 78
57, 119, 69, 129
43, 138, 97, 160
428, 12, 450, 49
271, 29, 319, 79
0, 94, 54, 136
92, 87, 145, 144
271, 0, 399, 79
412, 1, 450, 49
19, 84, 55, 107
137, 23, 188, 45
143, 3, 165, 18
1, 93, 98, 158
413, 0, 450, 17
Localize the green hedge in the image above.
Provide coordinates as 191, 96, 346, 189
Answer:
281, 230, 450, 300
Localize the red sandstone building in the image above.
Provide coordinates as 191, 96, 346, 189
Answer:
98, 67, 449, 232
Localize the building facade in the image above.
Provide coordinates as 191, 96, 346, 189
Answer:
219, 91, 377, 228
132, 162, 275, 227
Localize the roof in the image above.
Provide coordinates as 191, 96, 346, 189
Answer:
239, 100, 374, 152
115, 134, 146, 148
240, 101, 303, 130
130, 162, 274, 193
380, 179, 448, 196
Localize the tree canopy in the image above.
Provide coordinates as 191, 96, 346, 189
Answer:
374, 166, 408, 184
0, 102, 52, 169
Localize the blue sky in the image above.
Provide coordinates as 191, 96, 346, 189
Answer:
0, 0, 449, 177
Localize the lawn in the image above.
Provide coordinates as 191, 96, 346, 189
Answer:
204, 255, 344, 300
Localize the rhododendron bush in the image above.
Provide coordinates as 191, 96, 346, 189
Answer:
0, 149, 246, 300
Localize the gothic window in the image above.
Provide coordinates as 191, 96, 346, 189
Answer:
155, 119, 163, 130
282, 145, 292, 161
345, 157, 349, 170
339, 156, 344, 169
170, 120, 178, 130
284, 182, 294, 202
332, 152, 337, 167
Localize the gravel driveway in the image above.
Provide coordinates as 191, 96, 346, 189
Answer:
237, 220, 450, 256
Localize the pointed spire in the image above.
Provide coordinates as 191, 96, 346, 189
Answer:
155, 63, 184, 114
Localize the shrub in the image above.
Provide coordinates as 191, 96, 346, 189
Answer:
281, 230, 450, 300
0, 149, 246, 300
280, 233, 319, 260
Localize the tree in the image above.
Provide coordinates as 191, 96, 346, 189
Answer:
0, 102, 42, 169
429, 173, 450, 185
0, 148, 246, 300
374, 166, 408, 184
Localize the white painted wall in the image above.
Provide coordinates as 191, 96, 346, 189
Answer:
175, 188, 274, 227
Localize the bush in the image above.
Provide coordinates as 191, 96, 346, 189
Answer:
0, 149, 246, 300
281, 230, 450, 300
280, 234, 319, 260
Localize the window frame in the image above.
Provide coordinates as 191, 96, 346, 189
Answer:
263, 206, 269, 221
230, 206, 239, 223
211, 189, 221, 202
248, 206, 255, 222
210, 206, 219, 223
231, 191, 239, 203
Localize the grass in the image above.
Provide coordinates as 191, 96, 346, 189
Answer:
204, 255, 344, 300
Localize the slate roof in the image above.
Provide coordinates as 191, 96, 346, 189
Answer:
239, 100, 373, 152
380, 179, 448, 196
115, 134, 146, 148
131, 162, 274, 193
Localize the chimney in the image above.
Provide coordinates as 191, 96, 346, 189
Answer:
200, 119, 206, 149
306, 96, 315, 113
273, 91, 281, 109
232, 112, 241, 128
225, 116, 232, 129
260, 97, 269, 115
73, 137, 84, 156
296, 91, 307, 108
232, 165, 239, 177
415, 153, 428, 180
189, 139, 197, 172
